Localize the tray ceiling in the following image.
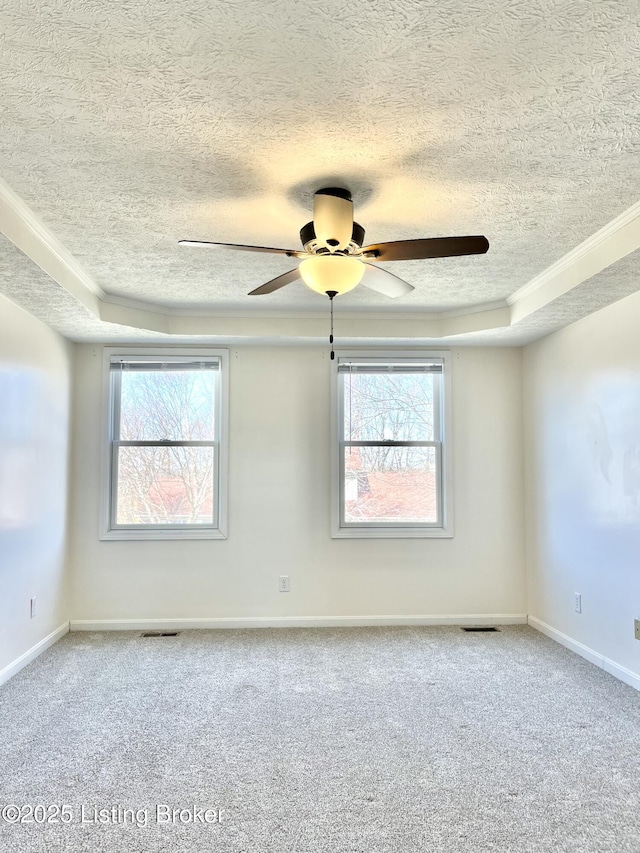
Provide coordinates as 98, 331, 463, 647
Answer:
2, 234, 638, 348
0, 0, 639, 341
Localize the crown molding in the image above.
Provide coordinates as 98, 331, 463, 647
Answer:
98, 295, 510, 338
100, 291, 508, 322
438, 299, 508, 320
508, 198, 640, 323
0, 176, 105, 316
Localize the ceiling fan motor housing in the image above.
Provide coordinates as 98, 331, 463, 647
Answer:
300, 220, 365, 255
312, 187, 359, 252
315, 187, 353, 202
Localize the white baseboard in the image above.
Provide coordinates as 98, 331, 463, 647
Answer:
10, 618, 637, 694
70, 613, 528, 632
0, 622, 70, 688
528, 616, 640, 692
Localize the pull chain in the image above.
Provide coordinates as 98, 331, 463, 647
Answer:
327, 290, 338, 360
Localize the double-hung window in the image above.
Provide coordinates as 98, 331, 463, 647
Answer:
101, 349, 228, 539
332, 352, 452, 538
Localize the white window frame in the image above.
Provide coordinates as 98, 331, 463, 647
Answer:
99, 347, 229, 540
331, 350, 453, 539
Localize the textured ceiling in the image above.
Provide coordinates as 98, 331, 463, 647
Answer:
0, 0, 639, 327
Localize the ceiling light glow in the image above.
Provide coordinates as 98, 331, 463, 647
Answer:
299, 255, 365, 296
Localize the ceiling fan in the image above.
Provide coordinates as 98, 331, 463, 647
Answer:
179, 187, 489, 300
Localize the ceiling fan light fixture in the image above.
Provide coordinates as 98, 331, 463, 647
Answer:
299, 255, 365, 296
180, 184, 489, 300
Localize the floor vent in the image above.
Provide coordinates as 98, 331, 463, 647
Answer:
461, 626, 500, 632
141, 631, 181, 637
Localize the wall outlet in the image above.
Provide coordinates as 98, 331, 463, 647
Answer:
30, 597, 37, 619
635, 619, 640, 641
574, 593, 582, 614
279, 576, 290, 593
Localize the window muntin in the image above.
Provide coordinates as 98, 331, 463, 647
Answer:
105, 355, 225, 536
336, 356, 447, 534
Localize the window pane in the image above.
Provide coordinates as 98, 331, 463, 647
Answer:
116, 446, 215, 525
343, 372, 435, 441
343, 446, 437, 524
119, 369, 216, 441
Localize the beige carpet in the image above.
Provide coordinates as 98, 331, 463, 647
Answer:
0, 625, 638, 852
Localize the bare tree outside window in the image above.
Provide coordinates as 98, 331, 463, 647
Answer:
340, 365, 441, 525
114, 366, 217, 526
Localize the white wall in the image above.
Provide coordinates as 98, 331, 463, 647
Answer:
0, 294, 73, 675
524, 289, 640, 682
69, 345, 526, 623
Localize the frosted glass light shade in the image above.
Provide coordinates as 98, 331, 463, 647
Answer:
299, 255, 365, 296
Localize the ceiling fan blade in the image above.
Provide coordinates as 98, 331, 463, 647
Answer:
362, 264, 415, 298
179, 240, 308, 258
360, 236, 489, 262
248, 267, 301, 296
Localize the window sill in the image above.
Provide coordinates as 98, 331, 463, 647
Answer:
331, 527, 453, 539
99, 528, 227, 541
